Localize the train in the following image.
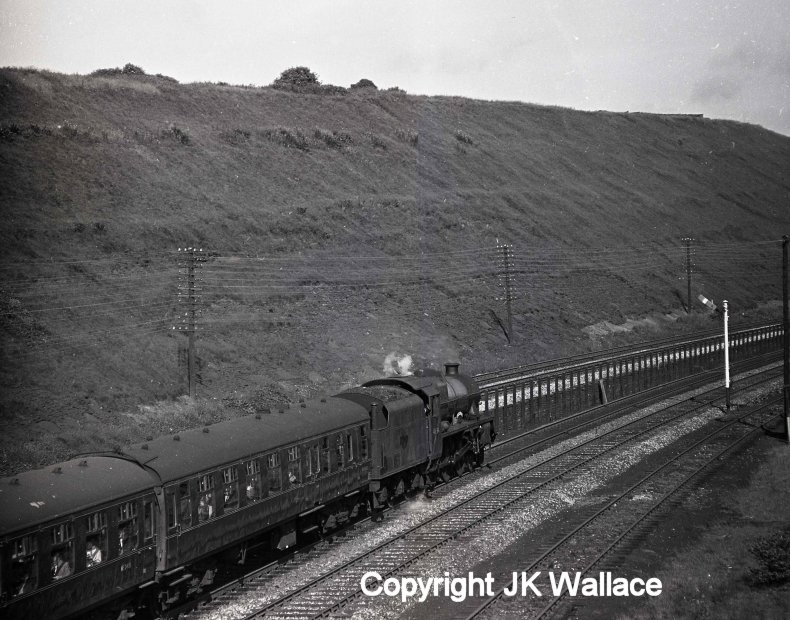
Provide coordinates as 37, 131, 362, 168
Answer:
0, 363, 495, 619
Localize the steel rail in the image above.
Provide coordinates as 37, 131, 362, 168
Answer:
474, 321, 781, 386
468, 398, 780, 619
236, 367, 779, 619
190, 359, 778, 619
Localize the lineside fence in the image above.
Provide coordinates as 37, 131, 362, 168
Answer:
479, 323, 784, 437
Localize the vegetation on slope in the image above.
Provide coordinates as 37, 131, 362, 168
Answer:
1, 66, 789, 474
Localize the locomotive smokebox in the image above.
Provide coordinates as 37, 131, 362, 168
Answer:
444, 363, 460, 376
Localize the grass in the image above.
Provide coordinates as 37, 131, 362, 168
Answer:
0, 396, 236, 475
0, 66, 789, 476
623, 440, 790, 620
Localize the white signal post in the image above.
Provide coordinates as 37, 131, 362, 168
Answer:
723, 299, 730, 409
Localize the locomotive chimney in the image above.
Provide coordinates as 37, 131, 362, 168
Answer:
444, 362, 459, 376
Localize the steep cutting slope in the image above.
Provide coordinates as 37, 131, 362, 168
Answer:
1, 68, 789, 472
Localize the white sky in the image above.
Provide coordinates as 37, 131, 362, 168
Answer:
1, 0, 788, 135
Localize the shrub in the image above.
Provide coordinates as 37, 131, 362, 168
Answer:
395, 128, 418, 146
259, 127, 309, 150
367, 133, 387, 149
454, 129, 474, 145
91, 67, 123, 77
91, 63, 146, 77
749, 528, 790, 586
122, 63, 146, 75
221, 128, 251, 146
319, 84, 348, 96
59, 122, 81, 139
351, 78, 377, 90
272, 66, 319, 90
0, 123, 21, 141
314, 128, 352, 149
161, 125, 191, 145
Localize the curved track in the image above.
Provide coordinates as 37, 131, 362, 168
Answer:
185, 357, 782, 620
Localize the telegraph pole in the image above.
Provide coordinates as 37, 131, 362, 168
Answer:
783, 235, 789, 442
682, 237, 693, 312
175, 247, 206, 397
723, 299, 730, 409
497, 242, 515, 342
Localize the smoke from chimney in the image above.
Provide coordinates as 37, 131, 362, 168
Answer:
383, 352, 414, 376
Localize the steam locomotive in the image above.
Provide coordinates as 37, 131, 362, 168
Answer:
0, 363, 494, 619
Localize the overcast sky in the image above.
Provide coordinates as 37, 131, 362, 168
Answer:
1, 0, 788, 135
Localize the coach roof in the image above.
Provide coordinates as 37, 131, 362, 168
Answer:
124, 395, 369, 485
0, 455, 155, 535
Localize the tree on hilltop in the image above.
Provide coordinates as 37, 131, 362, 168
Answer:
272, 66, 320, 90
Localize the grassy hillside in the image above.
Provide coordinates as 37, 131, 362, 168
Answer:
1, 67, 789, 474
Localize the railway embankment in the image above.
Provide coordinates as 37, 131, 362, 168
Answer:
2, 67, 790, 477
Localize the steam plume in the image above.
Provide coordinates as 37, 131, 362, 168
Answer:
383, 352, 413, 376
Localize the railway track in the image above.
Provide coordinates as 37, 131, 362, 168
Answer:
474, 321, 780, 387
468, 396, 781, 620
185, 358, 783, 620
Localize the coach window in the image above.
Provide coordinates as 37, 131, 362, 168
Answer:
321, 437, 331, 473
306, 444, 320, 477
50, 522, 74, 580
335, 435, 345, 469
117, 501, 138, 555
166, 490, 178, 530
222, 466, 239, 511
9, 534, 37, 596
198, 474, 215, 522
359, 426, 368, 460
267, 453, 282, 493
179, 481, 192, 529
85, 511, 107, 566
287, 446, 301, 484
143, 501, 154, 542
246, 459, 263, 501
346, 431, 355, 463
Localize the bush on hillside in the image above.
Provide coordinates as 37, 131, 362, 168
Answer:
91, 67, 123, 77
0, 123, 56, 141
161, 125, 191, 145
367, 133, 387, 149
259, 127, 309, 150
454, 129, 474, 145
749, 527, 790, 586
272, 66, 319, 90
91, 63, 147, 77
319, 84, 349, 95
351, 78, 377, 90
395, 128, 418, 146
122, 63, 146, 75
314, 128, 352, 149
271, 66, 348, 95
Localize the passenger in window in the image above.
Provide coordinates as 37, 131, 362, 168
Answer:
118, 527, 130, 553
86, 541, 102, 566
224, 485, 237, 507
288, 471, 297, 484
14, 572, 33, 596
198, 495, 213, 521
51, 552, 72, 579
